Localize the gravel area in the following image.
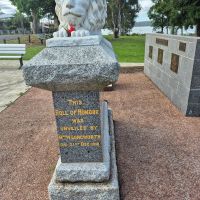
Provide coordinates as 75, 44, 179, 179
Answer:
1, 73, 200, 200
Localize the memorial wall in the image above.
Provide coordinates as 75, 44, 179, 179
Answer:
144, 33, 200, 116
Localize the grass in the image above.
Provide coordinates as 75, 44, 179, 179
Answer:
23, 45, 44, 60
0, 34, 145, 63
106, 35, 145, 63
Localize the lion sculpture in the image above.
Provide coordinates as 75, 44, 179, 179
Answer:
53, 0, 107, 37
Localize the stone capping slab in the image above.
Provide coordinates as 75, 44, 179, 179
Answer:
147, 33, 200, 42
48, 109, 120, 200
46, 35, 113, 49
55, 101, 111, 183
23, 42, 120, 92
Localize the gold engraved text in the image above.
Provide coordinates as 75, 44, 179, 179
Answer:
58, 134, 101, 140
68, 99, 83, 106
77, 109, 99, 115
60, 126, 88, 131
55, 109, 99, 116
72, 118, 84, 124
59, 142, 100, 148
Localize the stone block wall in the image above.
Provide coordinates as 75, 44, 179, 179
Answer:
144, 33, 200, 116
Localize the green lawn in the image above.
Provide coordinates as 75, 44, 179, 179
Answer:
106, 35, 145, 63
23, 45, 44, 60
0, 35, 145, 62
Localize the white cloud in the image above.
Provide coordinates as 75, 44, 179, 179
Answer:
0, 0, 153, 22
136, 0, 153, 22
0, 0, 16, 14
140, 0, 153, 11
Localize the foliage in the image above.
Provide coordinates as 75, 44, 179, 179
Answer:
41, 0, 56, 18
107, 0, 140, 38
10, 0, 42, 16
148, 0, 200, 36
12, 12, 30, 31
148, 0, 171, 33
10, 0, 42, 33
174, 0, 200, 36
10, 0, 56, 33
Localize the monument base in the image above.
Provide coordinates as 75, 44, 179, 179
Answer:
48, 109, 120, 200
55, 102, 111, 183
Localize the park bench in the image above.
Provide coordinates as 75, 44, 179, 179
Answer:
0, 44, 26, 69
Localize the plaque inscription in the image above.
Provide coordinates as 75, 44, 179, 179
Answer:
156, 38, 168, 46
157, 48, 164, 65
53, 91, 103, 163
179, 42, 186, 52
171, 53, 179, 73
149, 46, 153, 59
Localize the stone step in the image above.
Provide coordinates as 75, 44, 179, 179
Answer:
120, 63, 144, 73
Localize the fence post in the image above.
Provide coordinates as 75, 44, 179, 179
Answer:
3, 39, 6, 44
29, 35, 31, 43
18, 37, 21, 44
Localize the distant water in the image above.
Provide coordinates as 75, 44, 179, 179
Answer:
102, 26, 196, 35
131, 26, 196, 35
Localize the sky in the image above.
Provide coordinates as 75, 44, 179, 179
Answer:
138, 0, 153, 21
0, 0, 153, 21
0, 0, 16, 18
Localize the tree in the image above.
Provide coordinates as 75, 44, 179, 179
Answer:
149, 0, 200, 36
40, 0, 59, 29
11, 12, 30, 33
175, 0, 200, 36
10, 0, 44, 33
107, 0, 140, 38
148, 0, 171, 33
10, 0, 57, 34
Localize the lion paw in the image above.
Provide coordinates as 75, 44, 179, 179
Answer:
71, 30, 90, 37
53, 27, 68, 37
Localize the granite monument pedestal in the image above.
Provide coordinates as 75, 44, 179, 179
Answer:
23, 36, 120, 200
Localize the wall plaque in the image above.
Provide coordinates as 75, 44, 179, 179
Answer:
179, 42, 186, 52
171, 53, 179, 73
149, 46, 153, 59
53, 91, 103, 163
156, 38, 168, 46
157, 48, 164, 65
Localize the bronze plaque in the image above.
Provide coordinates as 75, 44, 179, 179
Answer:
157, 48, 164, 65
156, 38, 168, 46
149, 46, 153, 59
170, 53, 179, 73
179, 42, 186, 52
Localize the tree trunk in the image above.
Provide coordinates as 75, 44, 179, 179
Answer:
54, 14, 59, 30
32, 11, 39, 34
161, 25, 164, 34
161, 15, 164, 34
196, 22, 200, 37
181, 27, 183, 35
114, 28, 119, 38
171, 26, 175, 35
118, 4, 121, 36
20, 17, 25, 34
